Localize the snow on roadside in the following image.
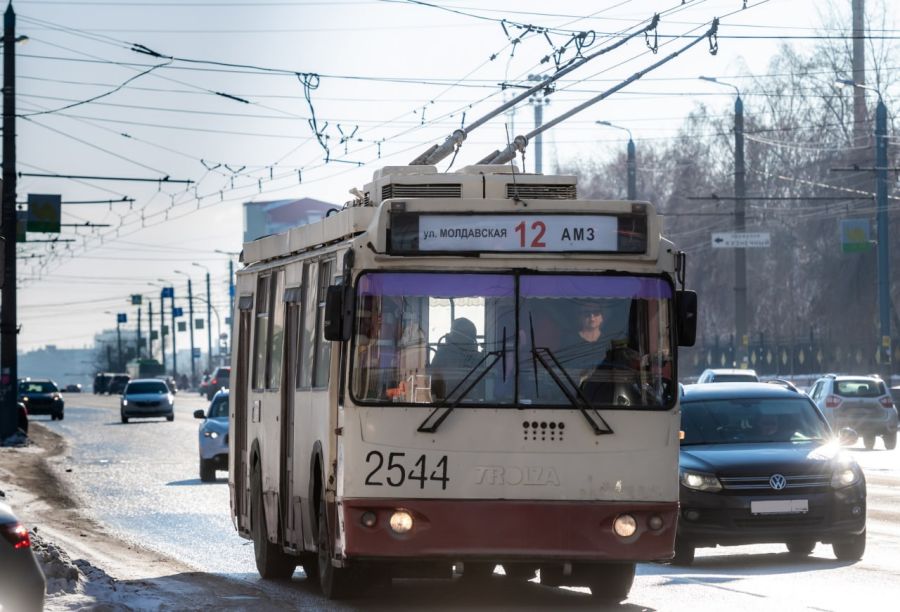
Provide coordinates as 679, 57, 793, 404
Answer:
31, 530, 168, 611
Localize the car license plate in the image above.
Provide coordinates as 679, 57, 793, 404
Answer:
750, 499, 808, 515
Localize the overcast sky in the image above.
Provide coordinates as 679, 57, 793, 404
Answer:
7, 0, 891, 353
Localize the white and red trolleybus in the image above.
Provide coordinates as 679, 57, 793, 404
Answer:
229, 163, 697, 601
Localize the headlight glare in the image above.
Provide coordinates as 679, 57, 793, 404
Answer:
613, 514, 637, 538
831, 467, 858, 488
389, 510, 413, 534
680, 470, 723, 492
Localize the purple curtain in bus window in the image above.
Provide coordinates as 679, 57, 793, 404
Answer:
357, 273, 514, 297
519, 275, 672, 299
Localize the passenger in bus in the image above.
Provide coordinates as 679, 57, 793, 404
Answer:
430, 317, 482, 401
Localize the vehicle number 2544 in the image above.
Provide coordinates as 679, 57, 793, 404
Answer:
364, 451, 449, 490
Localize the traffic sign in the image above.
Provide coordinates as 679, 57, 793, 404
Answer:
192, 347, 201, 358
711, 232, 771, 248
173, 307, 184, 317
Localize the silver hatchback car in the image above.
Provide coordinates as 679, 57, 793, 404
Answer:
120, 378, 175, 423
194, 389, 229, 482
808, 374, 897, 450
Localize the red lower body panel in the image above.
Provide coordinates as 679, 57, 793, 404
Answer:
342, 499, 676, 562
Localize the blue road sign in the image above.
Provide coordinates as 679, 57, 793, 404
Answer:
173, 307, 184, 317
161, 287, 174, 298
117, 313, 127, 323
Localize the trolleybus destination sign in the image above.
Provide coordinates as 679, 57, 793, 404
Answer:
390, 213, 647, 254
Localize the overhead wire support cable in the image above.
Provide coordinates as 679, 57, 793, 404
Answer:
480, 18, 719, 165
409, 12, 661, 166
18, 172, 194, 184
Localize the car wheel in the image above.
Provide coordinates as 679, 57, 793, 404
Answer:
462, 562, 496, 581
671, 540, 695, 566
586, 562, 636, 603
250, 462, 296, 579
883, 431, 897, 450
57, 411, 64, 421
832, 529, 866, 561
786, 539, 816, 556
863, 434, 876, 450
317, 495, 356, 598
166, 414, 175, 422
121, 414, 129, 424
200, 459, 216, 482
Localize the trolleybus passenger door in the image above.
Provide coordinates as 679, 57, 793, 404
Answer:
280, 296, 302, 548
234, 300, 253, 529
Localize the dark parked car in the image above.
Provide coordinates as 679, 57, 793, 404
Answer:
17, 379, 64, 421
63, 383, 83, 393
205, 366, 230, 400
675, 383, 866, 565
0, 501, 46, 612
107, 374, 131, 395
93, 372, 112, 394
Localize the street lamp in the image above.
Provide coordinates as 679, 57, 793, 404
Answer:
699, 76, 748, 368
174, 270, 196, 385
104, 311, 124, 371
595, 120, 636, 200
192, 262, 214, 372
837, 79, 891, 371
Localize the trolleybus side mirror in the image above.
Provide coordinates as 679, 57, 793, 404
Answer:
676, 290, 697, 347
324, 284, 354, 342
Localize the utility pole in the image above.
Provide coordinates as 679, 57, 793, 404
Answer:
852, 0, 867, 145
596, 120, 637, 200
193, 263, 213, 372
170, 288, 177, 377
116, 316, 122, 371
176, 270, 196, 384
0, 3, 18, 441
700, 76, 748, 368
875, 97, 891, 372
136, 306, 142, 360
148, 300, 153, 362
527, 74, 549, 174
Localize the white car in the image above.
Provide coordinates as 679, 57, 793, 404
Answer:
807, 374, 897, 450
194, 389, 229, 482
120, 378, 175, 423
696, 368, 759, 384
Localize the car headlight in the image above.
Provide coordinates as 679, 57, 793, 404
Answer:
680, 469, 723, 492
831, 467, 859, 489
21, 396, 28, 402
121, 399, 128, 406
203, 431, 219, 439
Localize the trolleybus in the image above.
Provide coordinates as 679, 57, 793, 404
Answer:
229, 163, 697, 601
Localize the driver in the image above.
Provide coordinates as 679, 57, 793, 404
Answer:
558, 301, 612, 376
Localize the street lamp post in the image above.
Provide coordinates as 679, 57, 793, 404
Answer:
193, 294, 222, 367
193, 262, 214, 372
159, 279, 177, 377
595, 120, 636, 200
104, 311, 123, 371
149, 282, 166, 372
700, 76, 748, 369
838, 79, 892, 372
175, 270, 196, 385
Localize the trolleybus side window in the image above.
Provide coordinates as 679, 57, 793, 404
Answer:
313, 259, 335, 388
299, 262, 318, 388
267, 270, 285, 390
253, 275, 270, 390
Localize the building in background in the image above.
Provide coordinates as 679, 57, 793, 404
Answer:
242, 198, 340, 243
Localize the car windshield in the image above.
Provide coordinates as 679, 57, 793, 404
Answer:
350, 272, 674, 409
209, 396, 230, 418
19, 382, 57, 393
126, 382, 168, 394
835, 379, 884, 398
681, 397, 831, 445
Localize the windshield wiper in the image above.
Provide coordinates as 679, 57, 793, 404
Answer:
531, 346, 614, 436
418, 332, 508, 434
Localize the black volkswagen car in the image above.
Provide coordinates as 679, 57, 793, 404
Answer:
675, 383, 866, 565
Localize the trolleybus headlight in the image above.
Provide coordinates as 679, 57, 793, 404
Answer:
613, 514, 637, 538
389, 510, 414, 534
361, 511, 377, 528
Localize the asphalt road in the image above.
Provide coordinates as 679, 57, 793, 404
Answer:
36, 392, 900, 610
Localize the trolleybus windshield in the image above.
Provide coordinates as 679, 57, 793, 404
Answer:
350, 272, 674, 410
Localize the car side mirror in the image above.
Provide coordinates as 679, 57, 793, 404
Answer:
676, 290, 697, 347
838, 427, 859, 447
324, 284, 354, 342
193, 409, 206, 419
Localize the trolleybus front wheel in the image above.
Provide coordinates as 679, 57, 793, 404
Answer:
250, 462, 297, 580
584, 562, 635, 603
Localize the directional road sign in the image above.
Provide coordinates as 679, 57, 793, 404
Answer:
711, 231, 771, 248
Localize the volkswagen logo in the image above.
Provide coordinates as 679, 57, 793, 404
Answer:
769, 474, 787, 490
